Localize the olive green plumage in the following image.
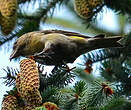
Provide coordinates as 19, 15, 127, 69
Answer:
10, 29, 122, 65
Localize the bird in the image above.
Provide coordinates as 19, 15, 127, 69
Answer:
10, 29, 123, 66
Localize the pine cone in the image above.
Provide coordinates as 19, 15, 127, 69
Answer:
23, 87, 42, 106
88, 0, 103, 8
1, 95, 18, 110
0, 0, 17, 17
20, 59, 40, 90
15, 73, 25, 98
16, 59, 42, 106
0, 14, 17, 36
74, 0, 92, 19
24, 104, 36, 110
74, 0, 103, 19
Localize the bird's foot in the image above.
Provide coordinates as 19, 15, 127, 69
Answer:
29, 56, 35, 60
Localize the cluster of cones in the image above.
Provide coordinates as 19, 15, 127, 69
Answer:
2, 59, 59, 110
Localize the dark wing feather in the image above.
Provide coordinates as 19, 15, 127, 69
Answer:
94, 34, 105, 38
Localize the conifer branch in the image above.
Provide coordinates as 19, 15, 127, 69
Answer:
39, 65, 75, 92
100, 59, 131, 96
40, 87, 60, 104
18, 0, 32, 4
81, 48, 123, 65
104, 0, 131, 15
1, 66, 19, 87
80, 81, 117, 109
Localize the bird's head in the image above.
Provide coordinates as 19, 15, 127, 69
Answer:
10, 33, 31, 61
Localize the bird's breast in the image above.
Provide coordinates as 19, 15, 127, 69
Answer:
30, 37, 44, 54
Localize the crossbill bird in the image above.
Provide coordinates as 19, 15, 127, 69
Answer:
10, 30, 123, 66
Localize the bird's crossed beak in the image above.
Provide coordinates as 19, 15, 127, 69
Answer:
10, 50, 19, 61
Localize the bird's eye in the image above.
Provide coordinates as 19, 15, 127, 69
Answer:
13, 41, 17, 49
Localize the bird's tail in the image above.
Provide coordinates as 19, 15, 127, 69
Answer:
87, 36, 123, 51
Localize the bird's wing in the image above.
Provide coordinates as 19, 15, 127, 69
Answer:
40, 29, 91, 38
94, 34, 105, 38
